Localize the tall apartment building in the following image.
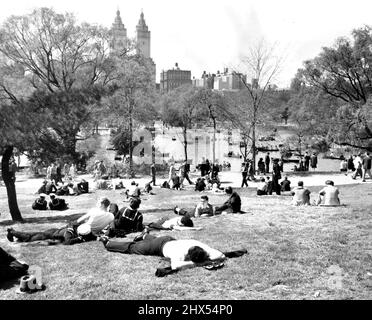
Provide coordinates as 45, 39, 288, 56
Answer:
160, 63, 192, 92
110, 10, 156, 82
192, 68, 246, 91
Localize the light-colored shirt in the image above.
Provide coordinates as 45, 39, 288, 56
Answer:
194, 203, 214, 217
162, 239, 225, 270
169, 166, 177, 180
77, 207, 114, 236
257, 182, 267, 191
318, 185, 340, 205
291, 186, 311, 206
162, 217, 182, 229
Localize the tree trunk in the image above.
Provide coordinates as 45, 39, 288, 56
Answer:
251, 105, 257, 173
129, 100, 134, 177
151, 124, 156, 166
1, 146, 23, 222
212, 118, 216, 164
183, 127, 188, 161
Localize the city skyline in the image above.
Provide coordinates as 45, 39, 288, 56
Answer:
1, 0, 372, 87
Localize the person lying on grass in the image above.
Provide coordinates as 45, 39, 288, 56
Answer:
145, 215, 202, 231
315, 180, 341, 206
214, 187, 242, 214
104, 197, 144, 237
99, 231, 247, 276
6, 222, 96, 245
100, 230, 225, 270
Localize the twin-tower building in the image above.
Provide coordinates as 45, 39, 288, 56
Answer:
110, 9, 156, 82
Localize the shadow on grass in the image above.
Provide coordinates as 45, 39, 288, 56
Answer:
0, 213, 84, 226
0, 208, 175, 226
0, 277, 19, 290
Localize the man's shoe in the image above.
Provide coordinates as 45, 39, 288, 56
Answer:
134, 227, 150, 242
7, 228, 14, 242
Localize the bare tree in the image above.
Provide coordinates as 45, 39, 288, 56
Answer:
232, 39, 283, 171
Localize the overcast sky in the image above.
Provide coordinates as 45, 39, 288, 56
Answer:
1, 0, 372, 87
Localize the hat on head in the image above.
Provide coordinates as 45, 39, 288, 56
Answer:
39, 193, 47, 198
77, 224, 91, 236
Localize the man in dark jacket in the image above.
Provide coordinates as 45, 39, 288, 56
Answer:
195, 178, 206, 192
265, 153, 271, 174
48, 194, 68, 211
105, 197, 144, 237
270, 159, 281, 195
32, 194, 48, 210
362, 152, 372, 182
215, 187, 242, 214
304, 152, 311, 171
310, 153, 318, 170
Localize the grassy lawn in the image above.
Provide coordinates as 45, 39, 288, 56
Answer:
0, 178, 371, 300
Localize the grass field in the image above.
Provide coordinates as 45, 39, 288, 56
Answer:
0, 176, 371, 300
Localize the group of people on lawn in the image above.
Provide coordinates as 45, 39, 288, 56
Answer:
3, 181, 245, 282
3, 151, 363, 283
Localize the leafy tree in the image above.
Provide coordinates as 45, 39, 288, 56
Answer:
160, 85, 204, 161
295, 25, 372, 151
104, 53, 157, 176
0, 7, 114, 221
191, 88, 234, 163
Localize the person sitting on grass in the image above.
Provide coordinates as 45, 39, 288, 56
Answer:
256, 177, 268, 196
173, 195, 214, 218
6, 222, 96, 245
195, 178, 206, 192
48, 193, 68, 211
0, 246, 29, 283
37, 180, 48, 194
76, 197, 114, 236
126, 181, 141, 198
104, 197, 143, 237
194, 195, 214, 217
145, 215, 196, 231
45, 180, 57, 195
32, 194, 48, 210
280, 176, 291, 192
315, 180, 340, 206
290, 181, 311, 206
215, 187, 242, 214
76, 179, 89, 194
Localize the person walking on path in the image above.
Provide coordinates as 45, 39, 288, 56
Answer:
270, 159, 281, 195
151, 164, 156, 186
241, 162, 249, 188
352, 154, 363, 179
69, 163, 77, 181
310, 153, 318, 171
304, 152, 311, 171
347, 155, 355, 174
362, 152, 372, 182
